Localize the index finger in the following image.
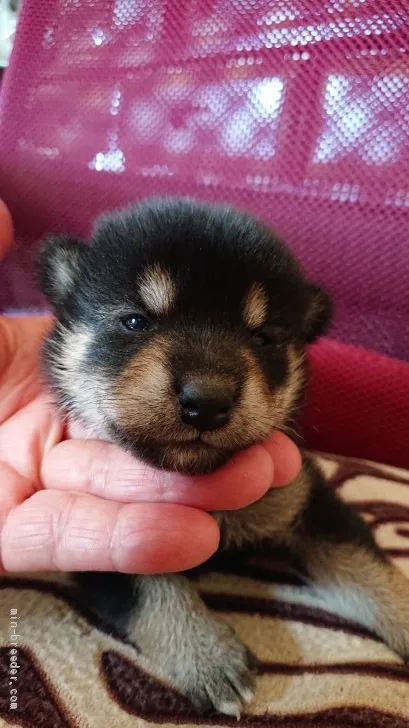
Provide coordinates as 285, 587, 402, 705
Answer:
41, 431, 301, 510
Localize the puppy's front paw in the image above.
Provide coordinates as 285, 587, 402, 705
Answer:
182, 623, 258, 717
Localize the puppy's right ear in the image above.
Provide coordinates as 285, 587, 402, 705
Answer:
37, 235, 88, 313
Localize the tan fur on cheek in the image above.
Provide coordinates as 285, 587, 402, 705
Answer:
138, 265, 176, 316
242, 282, 268, 329
234, 351, 271, 436
202, 350, 272, 449
114, 337, 188, 442
273, 345, 305, 431
203, 346, 305, 449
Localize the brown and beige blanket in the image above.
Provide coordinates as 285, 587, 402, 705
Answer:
1, 453, 409, 727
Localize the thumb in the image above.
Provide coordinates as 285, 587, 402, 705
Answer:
0, 200, 13, 259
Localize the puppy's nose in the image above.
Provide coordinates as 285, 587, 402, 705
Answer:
179, 381, 233, 432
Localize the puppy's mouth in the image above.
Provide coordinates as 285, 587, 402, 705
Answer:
160, 434, 221, 447
109, 424, 237, 474
151, 440, 235, 475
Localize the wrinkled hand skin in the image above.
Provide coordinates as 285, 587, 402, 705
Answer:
0, 199, 302, 575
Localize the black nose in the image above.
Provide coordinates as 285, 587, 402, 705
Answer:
179, 381, 234, 432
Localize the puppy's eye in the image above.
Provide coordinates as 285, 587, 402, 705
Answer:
252, 329, 273, 347
121, 314, 152, 332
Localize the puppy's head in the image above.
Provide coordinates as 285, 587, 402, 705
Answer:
38, 198, 331, 474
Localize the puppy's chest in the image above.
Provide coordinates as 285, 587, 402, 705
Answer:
213, 466, 310, 551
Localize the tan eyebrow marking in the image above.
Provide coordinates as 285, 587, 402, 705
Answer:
138, 265, 177, 315
242, 282, 268, 328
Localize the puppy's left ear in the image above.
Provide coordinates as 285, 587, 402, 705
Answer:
303, 283, 333, 343
37, 235, 88, 313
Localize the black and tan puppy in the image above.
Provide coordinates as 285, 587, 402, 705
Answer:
38, 198, 409, 716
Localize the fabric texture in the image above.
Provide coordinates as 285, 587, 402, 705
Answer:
302, 339, 409, 469
1, 452, 409, 727
0, 0, 409, 361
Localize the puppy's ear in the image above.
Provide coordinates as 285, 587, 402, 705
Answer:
303, 283, 332, 343
37, 235, 88, 312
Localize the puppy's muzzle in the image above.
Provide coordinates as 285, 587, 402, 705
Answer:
178, 378, 235, 432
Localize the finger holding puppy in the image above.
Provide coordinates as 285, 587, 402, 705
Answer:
41, 430, 301, 509
1, 491, 220, 573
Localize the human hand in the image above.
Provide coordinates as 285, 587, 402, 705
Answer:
0, 200, 301, 575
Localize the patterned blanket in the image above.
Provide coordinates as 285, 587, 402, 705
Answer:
1, 453, 409, 727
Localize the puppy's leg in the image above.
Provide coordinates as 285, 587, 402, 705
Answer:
132, 574, 256, 715
295, 462, 409, 660
76, 572, 256, 715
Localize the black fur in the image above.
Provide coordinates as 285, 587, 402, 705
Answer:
74, 572, 138, 633
298, 457, 386, 560
39, 197, 329, 342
